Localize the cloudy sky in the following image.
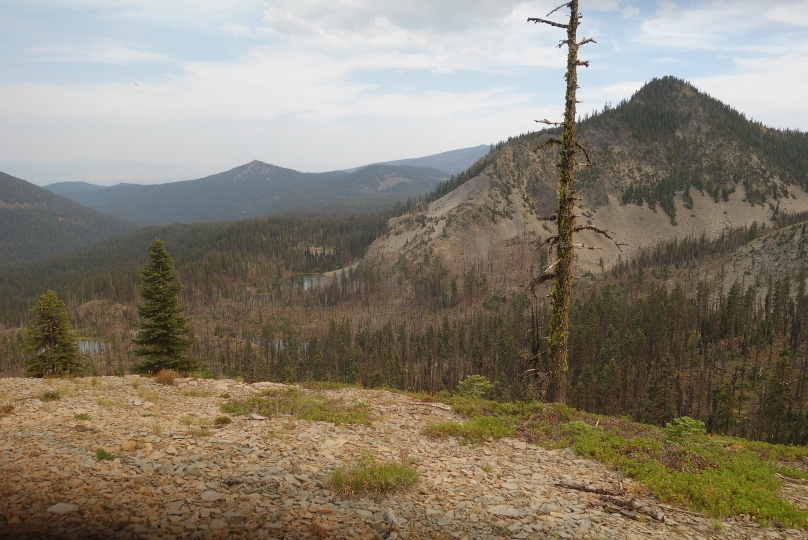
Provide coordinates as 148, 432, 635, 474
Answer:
1, 0, 807, 183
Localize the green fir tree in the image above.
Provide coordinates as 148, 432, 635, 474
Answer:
24, 290, 85, 377
133, 239, 196, 373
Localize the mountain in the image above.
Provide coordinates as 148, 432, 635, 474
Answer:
0, 172, 139, 264
365, 76, 808, 276
45, 181, 108, 196
349, 144, 490, 175
46, 162, 449, 225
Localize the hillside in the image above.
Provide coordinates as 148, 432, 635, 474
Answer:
353, 144, 490, 175
48, 161, 449, 225
365, 77, 808, 275
0, 212, 388, 322
2, 376, 807, 538
0, 172, 138, 264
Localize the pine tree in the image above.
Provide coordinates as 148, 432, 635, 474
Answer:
133, 239, 196, 373
24, 290, 85, 377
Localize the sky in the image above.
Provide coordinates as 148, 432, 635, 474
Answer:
1, 0, 807, 184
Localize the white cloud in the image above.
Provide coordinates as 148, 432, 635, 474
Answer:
620, 5, 640, 19
766, 2, 808, 27
693, 48, 808, 129
29, 43, 169, 64
223, 24, 253, 36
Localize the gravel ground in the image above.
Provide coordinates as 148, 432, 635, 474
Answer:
1, 376, 806, 540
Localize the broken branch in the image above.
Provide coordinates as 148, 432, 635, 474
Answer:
546, 2, 571, 18
527, 17, 568, 29
575, 140, 593, 167
578, 37, 596, 46
537, 235, 559, 251
529, 272, 557, 296
555, 479, 617, 495
599, 496, 665, 523
573, 224, 624, 251
535, 119, 563, 126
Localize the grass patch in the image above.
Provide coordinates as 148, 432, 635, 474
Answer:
189, 427, 212, 437
95, 448, 115, 461
40, 390, 62, 402
154, 369, 177, 386
331, 453, 419, 495
479, 462, 493, 474
0, 403, 13, 417
95, 397, 122, 408
213, 415, 232, 426
137, 390, 160, 403
74, 413, 90, 421
182, 389, 213, 397
151, 421, 163, 436
424, 396, 808, 527
220, 388, 372, 425
425, 416, 515, 443
181, 415, 195, 426
302, 381, 349, 391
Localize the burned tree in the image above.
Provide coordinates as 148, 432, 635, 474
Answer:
528, 1, 620, 403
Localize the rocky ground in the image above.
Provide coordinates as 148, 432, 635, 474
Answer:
1, 376, 806, 540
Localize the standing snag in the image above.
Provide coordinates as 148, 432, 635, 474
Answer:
133, 239, 197, 374
24, 290, 85, 377
528, 1, 618, 403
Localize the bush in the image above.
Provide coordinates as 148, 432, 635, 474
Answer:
664, 416, 707, 441
40, 390, 62, 402
154, 369, 177, 386
213, 415, 232, 425
0, 403, 13, 417
95, 448, 115, 461
456, 375, 493, 399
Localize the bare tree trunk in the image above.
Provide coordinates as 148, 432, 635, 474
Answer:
529, 1, 592, 403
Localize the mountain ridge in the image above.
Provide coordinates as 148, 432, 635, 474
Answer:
47, 161, 450, 224
0, 172, 139, 264
365, 76, 808, 277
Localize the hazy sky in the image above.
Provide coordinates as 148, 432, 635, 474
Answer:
1, 0, 807, 180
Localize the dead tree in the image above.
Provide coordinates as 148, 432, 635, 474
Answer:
527, 1, 619, 403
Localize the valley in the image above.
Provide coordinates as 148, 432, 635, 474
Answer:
3, 76, 808, 534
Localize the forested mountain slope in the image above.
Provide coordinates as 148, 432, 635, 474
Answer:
366, 76, 808, 275
48, 161, 449, 225
0, 172, 138, 264
0, 212, 389, 322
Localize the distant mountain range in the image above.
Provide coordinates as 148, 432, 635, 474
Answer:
45, 162, 453, 224
43, 145, 490, 225
0, 172, 138, 264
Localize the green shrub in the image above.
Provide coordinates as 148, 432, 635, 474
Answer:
74, 413, 90, 420
213, 415, 232, 425
664, 416, 707, 441
456, 375, 493, 399
95, 448, 115, 461
40, 390, 62, 402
